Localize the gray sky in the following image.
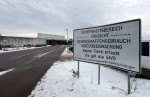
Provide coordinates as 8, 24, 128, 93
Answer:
0, 0, 150, 39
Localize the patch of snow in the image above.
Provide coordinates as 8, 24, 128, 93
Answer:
29, 48, 150, 97
0, 50, 6, 53
61, 47, 73, 56
0, 45, 51, 53
0, 68, 14, 76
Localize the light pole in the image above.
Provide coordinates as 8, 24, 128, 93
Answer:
4, 36, 6, 46
66, 29, 68, 45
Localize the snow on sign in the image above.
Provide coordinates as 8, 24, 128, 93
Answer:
73, 19, 141, 73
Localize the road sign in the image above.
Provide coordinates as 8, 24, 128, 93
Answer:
73, 19, 141, 73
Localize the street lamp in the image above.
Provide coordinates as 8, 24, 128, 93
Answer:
66, 29, 68, 45
4, 36, 6, 46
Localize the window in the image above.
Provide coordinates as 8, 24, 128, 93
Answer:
142, 42, 149, 56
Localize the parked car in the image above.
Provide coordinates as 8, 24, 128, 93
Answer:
23, 44, 27, 47
0, 44, 4, 50
27, 44, 32, 48
69, 46, 73, 52
4, 44, 16, 48
35, 44, 42, 47
42, 44, 47, 46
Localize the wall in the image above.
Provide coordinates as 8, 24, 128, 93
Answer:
38, 33, 65, 40
0, 36, 46, 46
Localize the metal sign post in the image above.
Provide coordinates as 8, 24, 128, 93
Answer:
78, 61, 80, 78
128, 71, 131, 94
98, 64, 100, 85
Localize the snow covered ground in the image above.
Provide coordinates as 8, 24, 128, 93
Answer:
29, 48, 150, 97
0, 45, 51, 53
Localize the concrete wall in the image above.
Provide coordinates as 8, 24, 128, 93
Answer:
0, 36, 46, 46
38, 33, 65, 40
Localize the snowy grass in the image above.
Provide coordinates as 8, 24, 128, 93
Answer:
29, 48, 150, 97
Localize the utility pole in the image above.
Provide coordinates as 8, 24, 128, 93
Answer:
66, 29, 68, 45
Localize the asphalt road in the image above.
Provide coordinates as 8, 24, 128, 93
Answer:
0, 45, 66, 97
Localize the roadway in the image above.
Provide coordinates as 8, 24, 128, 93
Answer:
0, 45, 66, 97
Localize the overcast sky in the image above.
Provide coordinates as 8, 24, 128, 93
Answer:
0, 0, 150, 39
